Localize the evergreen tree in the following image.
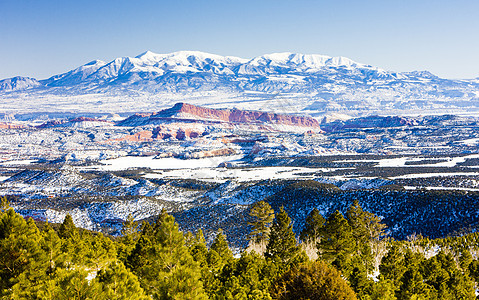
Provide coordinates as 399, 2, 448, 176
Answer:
96, 261, 148, 299
188, 229, 220, 297
248, 201, 275, 245
397, 250, 431, 300
0, 209, 45, 293
299, 207, 325, 243
206, 228, 234, 293
379, 243, 406, 286
3, 218, 50, 298
459, 249, 473, 274
118, 214, 139, 262
346, 201, 385, 243
82, 232, 117, 268
121, 213, 139, 238
349, 265, 373, 299
422, 251, 475, 300
265, 206, 304, 266
188, 229, 209, 267
34, 268, 102, 300
468, 259, 479, 282
0, 196, 10, 213
318, 210, 356, 264
347, 201, 386, 272
58, 214, 77, 240
127, 210, 208, 300
40, 223, 63, 274
271, 260, 358, 300
397, 264, 432, 300
233, 251, 275, 299
370, 280, 397, 300
210, 229, 233, 263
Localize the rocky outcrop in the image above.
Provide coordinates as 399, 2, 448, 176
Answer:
0, 122, 27, 129
37, 117, 113, 128
119, 102, 320, 128
322, 115, 419, 132
37, 120, 67, 128
110, 131, 154, 142
179, 148, 236, 159
69, 117, 113, 124
109, 126, 205, 142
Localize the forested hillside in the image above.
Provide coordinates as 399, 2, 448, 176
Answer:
2, 196, 479, 299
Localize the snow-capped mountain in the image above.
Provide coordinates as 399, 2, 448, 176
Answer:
1, 50, 478, 116
0, 76, 41, 91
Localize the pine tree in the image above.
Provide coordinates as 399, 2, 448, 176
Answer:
40, 223, 63, 274
82, 232, 117, 269
370, 279, 397, 300
188, 229, 219, 297
58, 214, 77, 240
34, 268, 102, 300
189, 229, 209, 267
210, 229, 234, 263
379, 243, 405, 286
248, 201, 275, 245
0, 196, 10, 213
397, 263, 432, 300
459, 249, 473, 273
468, 259, 479, 282
347, 201, 367, 242
394, 249, 431, 300
118, 214, 139, 262
127, 210, 208, 299
265, 206, 304, 266
346, 201, 386, 271
232, 251, 274, 299
271, 260, 358, 300
96, 261, 148, 299
0, 209, 45, 293
318, 210, 356, 264
349, 265, 373, 299
299, 208, 325, 243
422, 251, 475, 300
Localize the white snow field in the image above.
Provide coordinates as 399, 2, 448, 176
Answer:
82, 155, 245, 171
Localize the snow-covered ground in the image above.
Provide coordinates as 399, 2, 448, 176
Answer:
143, 166, 337, 182
81, 155, 245, 171
391, 172, 479, 179
404, 186, 479, 192
340, 154, 479, 168
0, 159, 37, 166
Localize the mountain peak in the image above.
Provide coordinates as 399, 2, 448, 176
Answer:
136, 50, 155, 58
247, 52, 363, 69
84, 60, 106, 66
2, 51, 474, 117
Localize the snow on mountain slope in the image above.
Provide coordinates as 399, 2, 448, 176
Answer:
42, 60, 107, 86
0, 76, 41, 91
1, 50, 478, 116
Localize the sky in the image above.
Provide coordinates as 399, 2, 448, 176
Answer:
1, 0, 478, 80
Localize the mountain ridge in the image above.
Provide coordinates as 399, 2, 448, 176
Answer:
1, 50, 478, 116
0, 50, 396, 89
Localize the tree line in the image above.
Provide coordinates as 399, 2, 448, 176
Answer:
1, 196, 479, 299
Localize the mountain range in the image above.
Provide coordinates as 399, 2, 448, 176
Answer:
1, 51, 478, 116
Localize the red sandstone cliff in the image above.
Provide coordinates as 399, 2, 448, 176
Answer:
0, 122, 26, 129
119, 102, 320, 128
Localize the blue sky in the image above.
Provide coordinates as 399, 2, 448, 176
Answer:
1, 0, 478, 79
